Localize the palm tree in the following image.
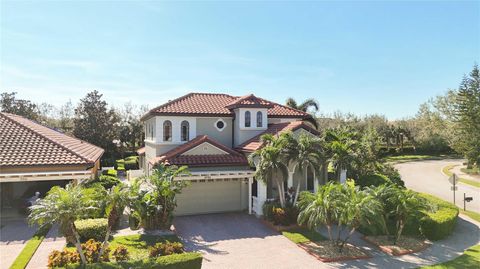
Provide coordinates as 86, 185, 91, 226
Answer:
28, 184, 97, 265
388, 188, 428, 244
284, 133, 324, 204
249, 133, 290, 207
98, 183, 129, 258
297, 182, 342, 241
285, 98, 320, 129
325, 127, 358, 182
131, 164, 190, 229
286, 98, 319, 112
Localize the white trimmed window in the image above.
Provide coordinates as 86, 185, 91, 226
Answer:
181, 120, 189, 141
245, 111, 251, 127
163, 120, 172, 141
215, 118, 226, 131
256, 111, 263, 127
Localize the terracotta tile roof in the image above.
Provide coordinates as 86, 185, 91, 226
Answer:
142, 93, 311, 120
225, 94, 274, 109
149, 135, 248, 167
236, 121, 320, 153
0, 112, 104, 167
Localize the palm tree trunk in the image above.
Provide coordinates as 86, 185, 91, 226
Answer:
70, 222, 87, 264
323, 162, 329, 184
326, 224, 333, 241
99, 210, 114, 260
275, 178, 285, 207
293, 175, 301, 205
339, 227, 357, 252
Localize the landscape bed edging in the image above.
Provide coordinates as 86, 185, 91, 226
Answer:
297, 242, 371, 262
362, 236, 431, 256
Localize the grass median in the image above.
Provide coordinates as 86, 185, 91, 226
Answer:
442, 165, 480, 188
9, 225, 51, 269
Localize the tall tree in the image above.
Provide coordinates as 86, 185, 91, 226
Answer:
73, 90, 120, 158
452, 64, 480, 165
285, 97, 320, 112
0, 92, 39, 120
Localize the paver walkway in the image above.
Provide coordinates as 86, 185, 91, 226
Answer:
0, 219, 36, 269
26, 226, 66, 269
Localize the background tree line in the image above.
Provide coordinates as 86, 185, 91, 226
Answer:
0, 90, 147, 163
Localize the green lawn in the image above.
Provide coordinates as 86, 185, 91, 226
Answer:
460, 209, 480, 223
9, 225, 51, 269
461, 166, 479, 175
66, 234, 181, 261
442, 165, 480, 188
282, 227, 326, 244
418, 245, 480, 269
384, 155, 445, 163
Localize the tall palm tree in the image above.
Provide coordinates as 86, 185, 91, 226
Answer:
249, 133, 290, 207
284, 133, 324, 204
285, 98, 320, 129
325, 127, 358, 181
286, 98, 320, 112
98, 183, 129, 258
28, 184, 97, 265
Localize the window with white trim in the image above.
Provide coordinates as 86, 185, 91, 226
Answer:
256, 111, 263, 127
245, 111, 251, 127
163, 120, 172, 141
181, 120, 189, 141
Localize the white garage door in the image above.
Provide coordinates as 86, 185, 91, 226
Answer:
175, 179, 248, 216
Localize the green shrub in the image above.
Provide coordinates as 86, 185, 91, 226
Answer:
379, 164, 405, 187
262, 200, 280, 221
64, 252, 203, 269
102, 169, 118, 177
111, 245, 129, 262
149, 241, 184, 257
86, 175, 121, 190
82, 239, 110, 263
75, 218, 108, 242
418, 193, 459, 240
356, 173, 391, 187
48, 248, 80, 268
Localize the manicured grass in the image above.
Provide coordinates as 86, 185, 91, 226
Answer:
460, 209, 480, 223
108, 234, 180, 261
66, 234, 181, 261
418, 244, 480, 269
282, 227, 326, 244
461, 166, 479, 175
9, 225, 51, 269
442, 165, 480, 188
384, 155, 445, 163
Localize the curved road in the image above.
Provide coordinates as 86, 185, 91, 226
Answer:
395, 159, 480, 213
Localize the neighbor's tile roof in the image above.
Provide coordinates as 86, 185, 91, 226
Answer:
236, 121, 320, 153
149, 135, 248, 167
142, 93, 310, 120
0, 112, 104, 167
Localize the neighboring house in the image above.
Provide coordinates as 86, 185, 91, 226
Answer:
138, 93, 321, 216
0, 112, 104, 216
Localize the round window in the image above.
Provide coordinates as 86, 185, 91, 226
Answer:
216, 121, 225, 129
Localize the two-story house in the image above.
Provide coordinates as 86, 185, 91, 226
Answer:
138, 93, 321, 216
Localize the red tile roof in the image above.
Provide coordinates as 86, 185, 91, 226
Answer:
236, 121, 320, 153
225, 94, 274, 109
142, 93, 311, 120
149, 135, 248, 167
0, 112, 104, 167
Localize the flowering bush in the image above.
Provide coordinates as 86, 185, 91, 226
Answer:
149, 241, 184, 257
47, 249, 80, 268
112, 245, 130, 262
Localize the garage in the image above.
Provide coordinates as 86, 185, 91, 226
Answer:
175, 178, 249, 216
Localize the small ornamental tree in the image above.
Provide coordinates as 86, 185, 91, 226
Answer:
29, 184, 98, 265
130, 164, 189, 230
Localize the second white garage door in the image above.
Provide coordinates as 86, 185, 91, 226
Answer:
175, 179, 248, 216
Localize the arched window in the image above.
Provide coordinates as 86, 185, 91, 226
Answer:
181, 120, 189, 141
163, 120, 172, 141
256, 111, 263, 127
245, 111, 251, 127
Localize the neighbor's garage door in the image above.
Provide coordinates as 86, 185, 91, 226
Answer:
175, 178, 247, 216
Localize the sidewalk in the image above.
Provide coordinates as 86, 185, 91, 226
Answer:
315, 214, 480, 269
26, 226, 66, 269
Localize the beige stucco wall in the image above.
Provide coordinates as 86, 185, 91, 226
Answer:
182, 142, 228, 156
196, 117, 233, 147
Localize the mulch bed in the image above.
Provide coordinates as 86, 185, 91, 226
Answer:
261, 219, 299, 232
363, 235, 430, 256
298, 241, 371, 262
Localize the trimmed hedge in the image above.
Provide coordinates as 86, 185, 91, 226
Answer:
419, 193, 459, 241
102, 169, 118, 177
64, 252, 203, 269
86, 175, 121, 190
356, 173, 391, 188
75, 218, 108, 242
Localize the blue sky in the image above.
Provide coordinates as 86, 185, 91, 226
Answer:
1, 1, 478, 119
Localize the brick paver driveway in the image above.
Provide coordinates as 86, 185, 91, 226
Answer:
174, 213, 329, 269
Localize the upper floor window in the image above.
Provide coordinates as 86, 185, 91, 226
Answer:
256, 111, 263, 127
181, 120, 189, 141
245, 111, 251, 127
163, 120, 172, 141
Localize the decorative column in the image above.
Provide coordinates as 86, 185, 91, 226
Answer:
248, 177, 253, 214
340, 169, 347, 184
256, 179, 267, 216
